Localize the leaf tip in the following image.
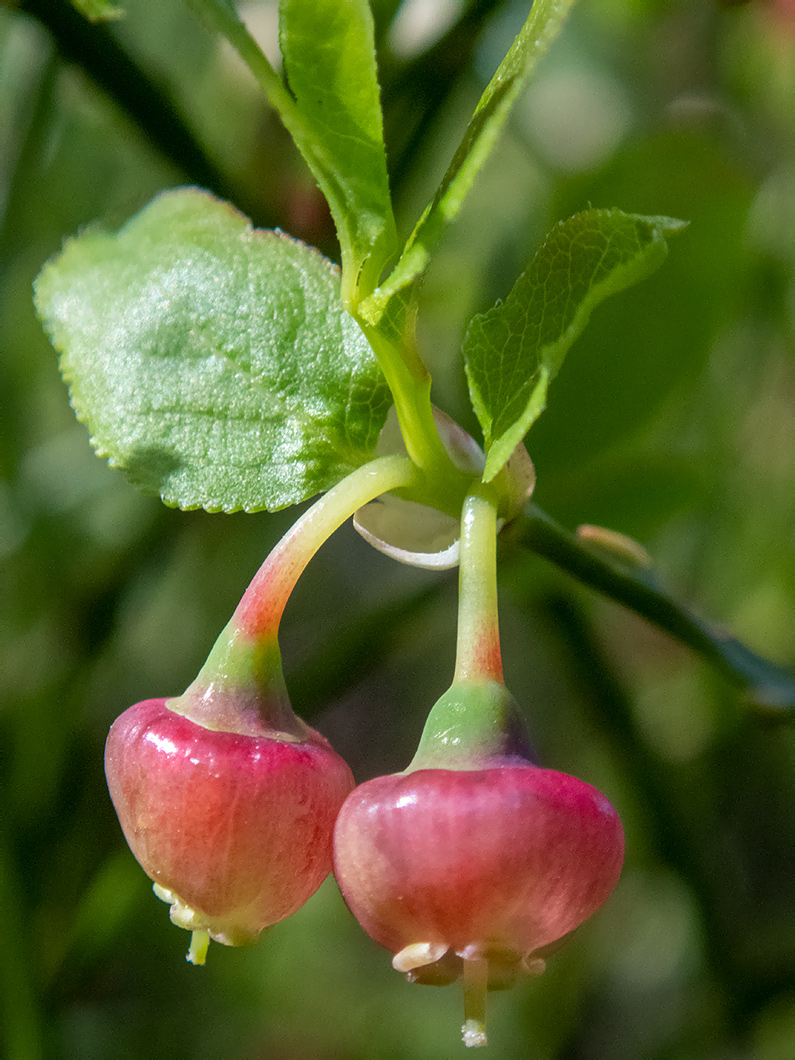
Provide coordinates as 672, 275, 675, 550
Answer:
480, 447, 504, 485
649, 215, 690, 237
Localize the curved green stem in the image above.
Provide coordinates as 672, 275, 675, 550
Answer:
192, 0, 304, 146
236, 456, 420, 637
359, 323, 469, 507
515, 504, 795, 712
189, 456, 421, 705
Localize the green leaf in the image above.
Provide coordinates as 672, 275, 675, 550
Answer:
462, 209, 687, 482
528, 130, 754, 475
34, 188, 390, 513
279, 0, 397, 303
360, 0, 577, 327
70, 0, 124, 20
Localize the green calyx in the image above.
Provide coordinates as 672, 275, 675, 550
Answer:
167, 618, 309, 741
405, 680, 535, 772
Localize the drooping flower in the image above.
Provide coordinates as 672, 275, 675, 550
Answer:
335, 488, 624, 1046
105, 456, 418, 962
106, 694, 354, 961
334, 681, 624, 1046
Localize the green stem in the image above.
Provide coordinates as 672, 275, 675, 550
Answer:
359, 324, 464, 494
234, 456, 420, 639
454, 487, 503, 684
187, 457, 421, 711
192, 0, 303, 139
174, 457, 419, 736
397, 488, 531, 771
516, 504, 795, 711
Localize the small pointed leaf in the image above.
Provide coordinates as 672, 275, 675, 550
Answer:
279, 0, 396, 299
463, 209, 686, 482
361, 0, 577, 326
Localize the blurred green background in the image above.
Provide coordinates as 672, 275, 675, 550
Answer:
1, 0, 794, 1057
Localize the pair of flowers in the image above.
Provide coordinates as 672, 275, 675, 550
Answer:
106, 660, 623, 1050
104, 468, 624, 1048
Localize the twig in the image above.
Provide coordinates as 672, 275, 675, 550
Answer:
513, 504, 795, 712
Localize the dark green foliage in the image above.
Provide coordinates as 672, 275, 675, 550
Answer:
2, 1, 794, 1058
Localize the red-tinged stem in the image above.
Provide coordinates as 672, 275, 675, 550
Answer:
181, 456, 421, 725
234, 456, 419, 639
454, 487, 503, 685
405, 489, 531, 769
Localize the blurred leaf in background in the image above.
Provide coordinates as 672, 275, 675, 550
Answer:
1, 1, 794, 1058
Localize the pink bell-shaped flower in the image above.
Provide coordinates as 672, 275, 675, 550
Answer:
334, 681, 624, 1044
106, 692, 354, 959
335, 488, 624, 1046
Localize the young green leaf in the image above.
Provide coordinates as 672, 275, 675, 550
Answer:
35, 188, 390, 513
279, 0, 397, 304
70, 0, 124, 20
190, 0, 394, 307
360, 0, 577, 328
463, 209, 687, 482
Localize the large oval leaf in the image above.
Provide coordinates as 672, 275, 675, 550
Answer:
35, 188, 390, 512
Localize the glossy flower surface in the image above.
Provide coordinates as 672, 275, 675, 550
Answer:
106, 697, 354, 947
333, 761, 624, 987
